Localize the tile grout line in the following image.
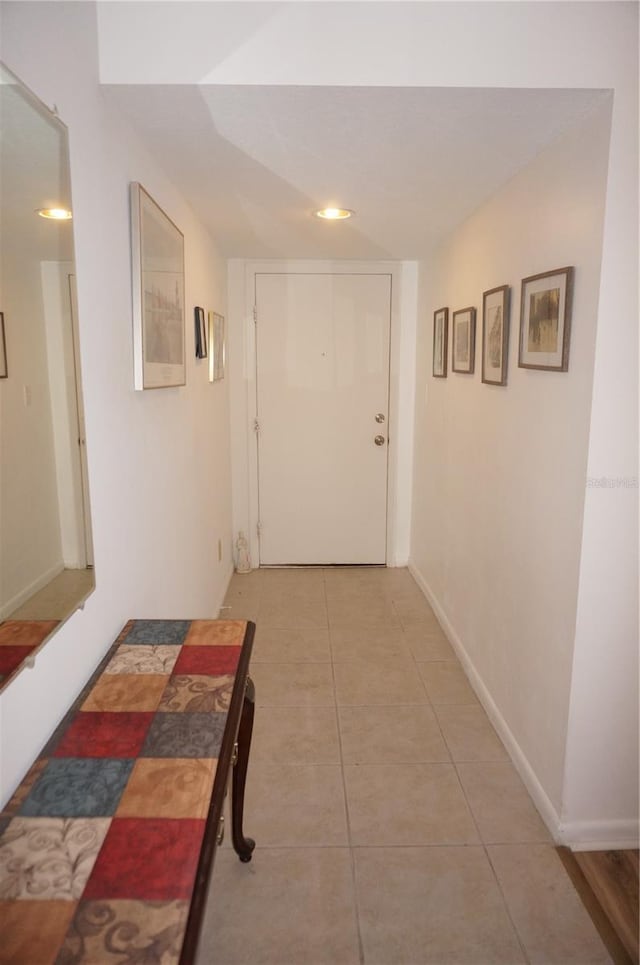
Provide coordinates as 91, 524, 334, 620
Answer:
327, 603, 367, 965
323, 573, 366, 964
483, 843, 532, 965
397, 607, 453, 760
400, 589, 531, 963
400, 595, 532, 964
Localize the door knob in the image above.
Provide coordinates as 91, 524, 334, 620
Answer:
375, 413, 385, 423
374, 435, 386, 446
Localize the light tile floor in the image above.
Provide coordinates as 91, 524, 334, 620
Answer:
198, 567, 611, 965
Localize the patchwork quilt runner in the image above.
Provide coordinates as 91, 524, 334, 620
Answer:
0, 618, 251, 964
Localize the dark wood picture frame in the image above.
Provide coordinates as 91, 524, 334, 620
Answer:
518, 266, 573, 372
0, 312, 7, 378
482, 285, 510, 386
194, 306, 207, 359
452, 306, 476, 374
432, 307, 448, 378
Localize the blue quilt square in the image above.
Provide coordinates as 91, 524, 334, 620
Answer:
120, 620, 191, 646
19, 758, 134, 818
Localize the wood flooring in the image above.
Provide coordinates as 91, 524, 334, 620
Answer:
558, 847, 639, 965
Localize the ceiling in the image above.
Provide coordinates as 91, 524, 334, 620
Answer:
102, 84, 606, 260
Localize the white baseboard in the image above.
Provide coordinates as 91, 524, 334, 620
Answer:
559, 820, 639, 851
215, 564, 238, 618
408, 560, 565, 843
408, 560, 640, 851
0, 562, 65, 620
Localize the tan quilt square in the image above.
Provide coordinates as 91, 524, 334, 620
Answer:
116, 758, 216, 820
158, 674, 234, 713
59, 899, 189, 965
184, 620, 246, 646
0, 900, 76, 964
81, 674, 169, 712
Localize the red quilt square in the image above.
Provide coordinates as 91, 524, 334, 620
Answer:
52, 712, 155, 758
83, 817, 205, 900
172, 645, 240, 676
0, 646, 36, 676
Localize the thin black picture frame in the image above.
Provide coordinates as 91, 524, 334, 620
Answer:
0, 312, 7, 378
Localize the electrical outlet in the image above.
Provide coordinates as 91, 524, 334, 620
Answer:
218, 538, 223, 562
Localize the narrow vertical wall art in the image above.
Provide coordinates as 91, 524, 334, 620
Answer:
130, 182, 185, 389
209, 311, 226, 382
482, 286, 510, 386
452, 307, 476, 374
432, 307, 449, 378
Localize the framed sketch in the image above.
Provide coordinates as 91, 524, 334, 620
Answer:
209, 311, 225, 382
130, 182, 185, 389
432, 307, 448, 378
482, 286, 510, 386
0, 312, 7, 378
452, 307, 476, 374
194, 306, 207, 359
518, 267, 573, 371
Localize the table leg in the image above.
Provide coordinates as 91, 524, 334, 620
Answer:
232, 675, 256, 863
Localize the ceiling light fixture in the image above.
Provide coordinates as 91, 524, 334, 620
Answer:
36, 207, 72, 220
314, 207, 354, 221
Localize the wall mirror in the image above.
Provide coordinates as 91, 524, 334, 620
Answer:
0, 63, 95, 691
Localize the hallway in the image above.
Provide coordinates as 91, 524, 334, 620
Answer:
198, 567, 610, 964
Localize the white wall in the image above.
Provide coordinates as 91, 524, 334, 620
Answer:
411, 102, 613, 829
0, 2, 234, 804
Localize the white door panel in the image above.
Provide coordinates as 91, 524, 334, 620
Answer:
256, 272, 391, 565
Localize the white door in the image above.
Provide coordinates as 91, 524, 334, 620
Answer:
255, 272, 391, 565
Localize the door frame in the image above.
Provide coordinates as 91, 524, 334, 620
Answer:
227, 258, 418, 570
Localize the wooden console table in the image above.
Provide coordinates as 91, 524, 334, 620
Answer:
0, 618, 256, 964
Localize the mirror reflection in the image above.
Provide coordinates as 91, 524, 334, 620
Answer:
0, 63, 95, 690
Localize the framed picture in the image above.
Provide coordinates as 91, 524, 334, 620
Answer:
209, 311, 225, 382
452, 307, 476, 374
482, 286, 510, 386
432, 307, 448, 378
518, 267, 573, 372
130, 182, 185, 390
194, 306, 207, 359
0, 312, 7, 378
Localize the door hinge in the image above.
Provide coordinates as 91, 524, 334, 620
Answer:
253, 305, 257, 325
257, 520, 262, 536
253, 418, 260, 434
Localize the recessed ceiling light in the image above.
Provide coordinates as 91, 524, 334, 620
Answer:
314, 207, 354, 221
36, 207, 72, 220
